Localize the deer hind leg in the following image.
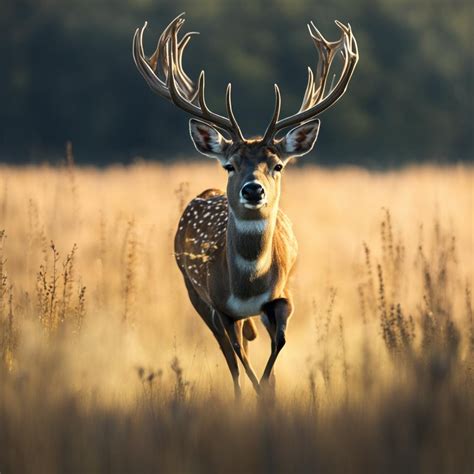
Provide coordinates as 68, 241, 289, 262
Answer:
183, 280, 241, 398
219, 313, 261, 394
236, 320, 249, 383
235, 320, 250, 390
238, 319, 256, 356
260, 298, 293, 386
240, 319, 258, 382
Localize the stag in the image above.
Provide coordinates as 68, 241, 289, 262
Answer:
133, 13, 358, 397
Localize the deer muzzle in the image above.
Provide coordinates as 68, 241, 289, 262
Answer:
240, 181, 267, 209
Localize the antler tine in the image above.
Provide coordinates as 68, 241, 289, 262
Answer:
159, 16, 194, 98
150, 27, 170, 78
328, 73, 337, 95
226, 84, 245, 142
133, 24, 170, 98
308, 21, 327, 43
167, 44, 228, 135
308, 21, 344, 105
133, 14, 193, 101
177, 31, 199, 95
262, 84, 282, 143
166, 40, 193, 107
298, 67, 315, 112
335, 19, 351, 38
168, 17, 195, 99
133, 14, 245, 141
306, 25, 327, 105
263, 20, 358, 140
156, 18, 199, 101
149, 13, 184, 73
196, 70, 212, 117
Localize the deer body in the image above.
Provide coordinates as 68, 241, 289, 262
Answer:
133, 13, 358, 396
174, 181, 298, 395
175, 190, 297, 319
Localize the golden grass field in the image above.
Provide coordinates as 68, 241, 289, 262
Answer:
0, 159, 473, 473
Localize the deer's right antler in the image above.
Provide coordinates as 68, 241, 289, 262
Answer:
133, 13, 245, 141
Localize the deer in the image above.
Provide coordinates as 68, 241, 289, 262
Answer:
132, 13, 358, 397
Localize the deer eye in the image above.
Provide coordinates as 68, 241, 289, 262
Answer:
223, 164, 235, 173
273, 163, 283, 173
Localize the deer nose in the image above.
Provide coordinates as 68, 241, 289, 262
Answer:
241, 182, 265, 203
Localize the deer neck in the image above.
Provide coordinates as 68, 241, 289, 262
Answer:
226, 204, 278, 294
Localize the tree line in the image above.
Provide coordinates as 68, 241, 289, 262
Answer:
1, 0, 472, 166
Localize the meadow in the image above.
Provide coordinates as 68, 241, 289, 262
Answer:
0, 158, 473, 473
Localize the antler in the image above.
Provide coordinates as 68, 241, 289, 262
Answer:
133, 13, 245, 141
262, 20, 359, 143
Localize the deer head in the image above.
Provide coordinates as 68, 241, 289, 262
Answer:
133, 13, 358, 220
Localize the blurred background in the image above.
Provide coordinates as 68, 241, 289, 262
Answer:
1, 0, 472, 167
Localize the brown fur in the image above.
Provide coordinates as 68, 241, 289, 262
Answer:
174, 190, 297, 314
242, 319, 258, 341
134, 14, 358, 395
173, 134, 305, 395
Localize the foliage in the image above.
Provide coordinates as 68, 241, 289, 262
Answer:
0, 0, 472, 165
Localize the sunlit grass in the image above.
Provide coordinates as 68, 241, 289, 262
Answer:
0, 161, 472, 472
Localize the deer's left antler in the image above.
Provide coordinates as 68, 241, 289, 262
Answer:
262, 20, 359, 142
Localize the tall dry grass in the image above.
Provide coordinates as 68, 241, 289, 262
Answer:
0, 160, 473, 473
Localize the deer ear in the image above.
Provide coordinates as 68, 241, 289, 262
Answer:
278, 119, 321, 159
189, 119, 231, 162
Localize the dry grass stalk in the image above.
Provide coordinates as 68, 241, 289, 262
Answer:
122, 218, 138, 324
65, 141, 81, 224
174, 181, 190, 214
318, 288, 337, 390
466, 286, 474, 358
0, 231, 17, 370
36, 241, 86, 335
338, 314, 349, 403
0, 163, 472, 473
170, 356, 190, 403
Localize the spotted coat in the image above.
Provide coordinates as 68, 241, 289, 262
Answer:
174, 188, 298, 319
174, 189, 228, 298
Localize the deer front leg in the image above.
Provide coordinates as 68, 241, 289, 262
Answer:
260, 298, 292, 385
219, 312, 261, 394
215, 334, 242, 399
211, 311, 242, 399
